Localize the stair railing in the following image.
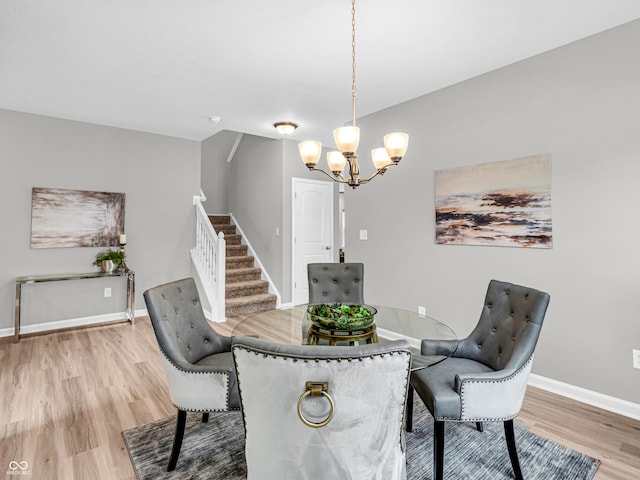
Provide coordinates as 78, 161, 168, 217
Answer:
191, 197, 226, 321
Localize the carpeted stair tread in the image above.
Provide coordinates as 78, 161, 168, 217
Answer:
226, 279, 269, 290
208, 215, 231, 225
225, 293, 276, 307
226, 267, 262, 283
223, 234, 242, 246
226, 244, 248, 257
213, 224, 236, 236
226, 302, 276, 316
226, 255, 255, 269
226, 279, 270, 298
226, 293, 277, 315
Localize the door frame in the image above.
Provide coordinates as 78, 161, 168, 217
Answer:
291, 177, 334, 305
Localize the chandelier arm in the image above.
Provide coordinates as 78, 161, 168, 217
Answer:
307, 166, 348, 184
359, 167, 391, 185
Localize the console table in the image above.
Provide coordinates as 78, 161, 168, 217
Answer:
14, 270, 135, 343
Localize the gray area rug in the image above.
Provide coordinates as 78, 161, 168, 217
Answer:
123, 399, 599, 480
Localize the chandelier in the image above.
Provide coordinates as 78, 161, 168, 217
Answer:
298, 0, 408, 189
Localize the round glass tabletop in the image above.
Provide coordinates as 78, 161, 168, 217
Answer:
232, 304, 458, 370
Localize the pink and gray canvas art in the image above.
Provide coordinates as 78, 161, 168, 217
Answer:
435, 155, 552, 248
30, 187, 125, 248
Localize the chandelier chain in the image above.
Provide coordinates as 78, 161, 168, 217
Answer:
351, 0, 357, 126
297, 0, 408, 189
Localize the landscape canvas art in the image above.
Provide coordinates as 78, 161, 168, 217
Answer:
30, 187, 125, 248
435, 154, 552, 248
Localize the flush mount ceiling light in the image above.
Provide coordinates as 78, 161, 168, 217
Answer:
298, 0, 408, 189
274, 122, 298, 135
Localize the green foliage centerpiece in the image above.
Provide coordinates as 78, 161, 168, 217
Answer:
306, 303, 376, 331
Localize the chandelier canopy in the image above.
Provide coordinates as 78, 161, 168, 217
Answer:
298, 0, 408, 189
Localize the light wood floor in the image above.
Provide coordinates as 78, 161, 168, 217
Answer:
1, 316, 638, 479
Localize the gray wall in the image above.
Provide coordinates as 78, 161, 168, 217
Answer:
201, 130, 236, 213
343, 20, 640, 404
0, 109, 201, 331
227, 134, 285, 298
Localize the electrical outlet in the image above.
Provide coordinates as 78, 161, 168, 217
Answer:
417, 306, 426, 317
104, 287, 112, 298
359, 229, 368, 240
633, 349, 640, 369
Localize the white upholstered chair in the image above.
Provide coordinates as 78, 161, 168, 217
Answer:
232, 336, 412, 480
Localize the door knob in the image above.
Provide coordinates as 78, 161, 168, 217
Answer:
325, 246, 331, 250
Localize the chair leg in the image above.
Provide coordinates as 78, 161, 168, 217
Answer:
476, 421, 484, 432
434, 420, 445, 480
167, 409, 187, 472
405, 384, 414, 432
504, 419, 524, 480
202, 412, 209, 423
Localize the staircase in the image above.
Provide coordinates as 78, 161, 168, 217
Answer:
208, 215, 277, 316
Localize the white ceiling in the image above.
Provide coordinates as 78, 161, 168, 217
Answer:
2, 0, 640, 145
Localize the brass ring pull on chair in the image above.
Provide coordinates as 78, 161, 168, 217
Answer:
297, 382, 334, 428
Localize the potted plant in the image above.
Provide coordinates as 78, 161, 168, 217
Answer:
94, 249, 125, 273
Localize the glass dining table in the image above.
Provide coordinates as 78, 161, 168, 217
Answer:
231, 304, 458, 371
232, 304, 458, 431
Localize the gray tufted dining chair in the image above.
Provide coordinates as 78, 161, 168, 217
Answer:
409, 280, 550, 480
307, 262, 364, 305
232, 336, 412, 480
143, 277, 240, 472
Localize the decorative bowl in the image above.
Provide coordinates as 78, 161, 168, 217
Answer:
306, 304, 377, 331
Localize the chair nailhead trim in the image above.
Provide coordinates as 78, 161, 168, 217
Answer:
232, 345, 411, 364
458, 356, 533, 421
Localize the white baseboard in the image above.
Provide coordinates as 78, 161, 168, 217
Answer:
202, 307, 226, 323
528, 373, 640, 421
0, 326, 15, 337
0, 309, 147, 338
377, 327, 421, 350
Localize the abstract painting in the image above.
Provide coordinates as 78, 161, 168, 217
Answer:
435, 154, 552, 248
30, 187, 125, 248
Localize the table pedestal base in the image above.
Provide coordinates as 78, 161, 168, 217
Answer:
306, 323, 378, 346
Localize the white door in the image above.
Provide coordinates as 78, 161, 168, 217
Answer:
292, 178, 334, 305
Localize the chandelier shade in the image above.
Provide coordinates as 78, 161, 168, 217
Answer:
371, 148, 393, 170
327, 151, 348, 173
298, 0, 408, 188
384, 132, 409, 162
299, 141, 322, 167
333, 126, 360, 156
